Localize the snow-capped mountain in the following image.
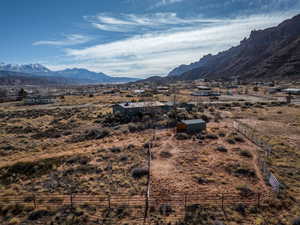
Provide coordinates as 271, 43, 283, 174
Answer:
0, 63, 51, 74
0, 63, 139, 84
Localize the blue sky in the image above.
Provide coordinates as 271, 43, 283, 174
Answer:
1, 0, 300, 78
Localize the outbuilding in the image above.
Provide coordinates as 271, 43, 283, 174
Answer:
177, 119, 206, 134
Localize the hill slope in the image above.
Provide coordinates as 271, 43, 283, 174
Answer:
169, 14, 300, 81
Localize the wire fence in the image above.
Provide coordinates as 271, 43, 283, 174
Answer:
233, 120, 281, 192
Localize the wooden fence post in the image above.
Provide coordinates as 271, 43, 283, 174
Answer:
221, 193, 224, 211
33, 194, 37, 209
257, 193, 261, 209
108, 194, 111, 211
70, 192, 73, 210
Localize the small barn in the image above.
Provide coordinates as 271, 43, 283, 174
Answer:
177, 119, 206, 134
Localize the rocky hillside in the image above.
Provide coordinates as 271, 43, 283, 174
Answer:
169, 14, 300, 81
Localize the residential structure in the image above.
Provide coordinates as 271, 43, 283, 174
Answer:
24, 96, 56, 105
177, 119, 207, 134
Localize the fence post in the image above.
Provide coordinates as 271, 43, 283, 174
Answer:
257, 193, 261, 209
184, 194, 187, 211
108, 194, 111, 211
33, 194, 37, 209
221, 193, 224, 211
70, 192, 73, 210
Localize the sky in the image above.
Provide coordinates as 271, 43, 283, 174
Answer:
0, 0, 300, 78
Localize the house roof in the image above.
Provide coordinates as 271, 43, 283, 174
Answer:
118, 101, 165, 108
181, 119, 206, 125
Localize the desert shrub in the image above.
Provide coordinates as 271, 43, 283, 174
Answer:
195, 177, 209, 184
292, 217, 300, 225
235, 167, 256, 178
131, 167, 149, 179
215, 146, 228, 153
225, 164, 256, 178
235, 203, 246, 215
0, 157, 64, 184
175, 133, 190, 140
110, 146, 122, 153
28, 210, 53, 220
128, 123, 147, 132
240, 150, 252, 158
226, 138, 236, 144
206, 134, 218, 139
201, 114, 211, 123
218, 132, 226, 137
120, 155, 128, 161
234, 136, 245, 142
160, 151, 173, 158
159, 204, 173, 216
70, 128, 111, 142
236, 185, 255, 197
66, 155, 91, 165
2, 145, 16, 151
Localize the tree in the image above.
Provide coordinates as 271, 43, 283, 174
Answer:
17, 88, 28, 100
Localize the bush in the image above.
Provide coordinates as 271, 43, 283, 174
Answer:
234, 136, 245, 143
240, 150, 252, 158
206, 134, 218, 140
159, 204, 173, 216
292, 217, 300, 225
226, 138, 236, 144
70, 128, 111, 142
216, 146, 228, 153
160, 151, 173, 158
175, 133, 190, 140
235, 203, 246, 215
131, 167, 149, 179
110, 146, 122, 153
236, 185, 255, 197
28, 210, 52, 220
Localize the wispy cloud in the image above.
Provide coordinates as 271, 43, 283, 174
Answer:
155, 0, 185, 7
54, 12, 297, 78
84, 13, 221, 32
33, 34, 92, 46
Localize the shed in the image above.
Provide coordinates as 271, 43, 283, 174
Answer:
177, 119, 206, 134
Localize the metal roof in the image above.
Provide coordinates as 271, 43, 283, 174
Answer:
118, 101, 165, 108
181, 119, 206, 125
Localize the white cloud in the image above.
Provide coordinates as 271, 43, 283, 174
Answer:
33, 34, 92, 46
85, 13, 222, 32
58, 12, 297, 78
155, 0, 185, 7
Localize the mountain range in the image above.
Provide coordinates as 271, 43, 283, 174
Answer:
0, 63, 139, 85
165, 14, 300, 82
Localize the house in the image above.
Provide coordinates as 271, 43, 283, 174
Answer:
282, 88, 300, 95
191, 91, 220, 97
24, 96, 56, 105
196, 86, 211, 90
113, 101, 166, 116
177, 119, 206, 134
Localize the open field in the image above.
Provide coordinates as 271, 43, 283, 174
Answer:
0, 84, 300, 225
